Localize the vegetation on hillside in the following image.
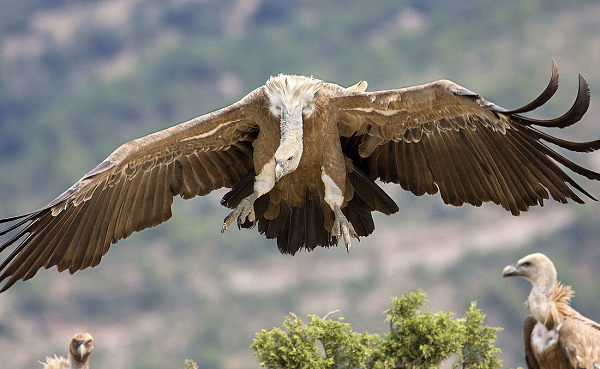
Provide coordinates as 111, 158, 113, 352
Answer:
251, 290, 501, 369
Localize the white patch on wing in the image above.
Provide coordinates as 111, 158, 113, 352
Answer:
350, 107, 400, 116
321, 167, 343, 209
181, 120, 240, 142
254, 159, 276, 196
531, 321, 561, 354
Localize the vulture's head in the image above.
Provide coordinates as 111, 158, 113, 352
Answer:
69, 332, 94, 363
503, 253, 557, 291
266, 74, 323, 181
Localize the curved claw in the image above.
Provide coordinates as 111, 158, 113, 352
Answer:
333, 206, 358, 251
221, 192, 258, 233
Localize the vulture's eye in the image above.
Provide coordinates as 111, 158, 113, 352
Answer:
287, 156, 294, 162
522, 261, 532, 267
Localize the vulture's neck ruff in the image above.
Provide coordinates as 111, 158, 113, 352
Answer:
265, 75, 322, 181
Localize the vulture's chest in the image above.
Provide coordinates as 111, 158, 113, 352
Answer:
531, 321, 572, 369
531, 321, 560, 353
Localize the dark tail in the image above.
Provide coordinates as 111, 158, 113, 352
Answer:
221, 164, 398, 255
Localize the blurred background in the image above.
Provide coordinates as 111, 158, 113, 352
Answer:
1, 0, 600, 368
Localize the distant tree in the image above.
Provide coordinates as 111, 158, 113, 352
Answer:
251, 290, 502, 369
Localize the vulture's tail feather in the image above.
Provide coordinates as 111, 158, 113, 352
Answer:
250, 165, 398, 254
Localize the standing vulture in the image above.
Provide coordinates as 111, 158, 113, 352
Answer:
503, 253, 600, 369
1, 60, 600, 292
40, 332, 94, 369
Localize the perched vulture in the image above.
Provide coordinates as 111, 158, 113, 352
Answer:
503, 253, 600, 369
1, 60, 600, 292
40, 332, 94, 369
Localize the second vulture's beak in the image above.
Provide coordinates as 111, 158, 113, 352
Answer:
502, 264, 519, 278
275, 160, 285, 182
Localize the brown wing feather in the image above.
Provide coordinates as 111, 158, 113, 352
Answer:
335, 61, 600, 215
559, 314, 600, 368
0, 88, 264, 291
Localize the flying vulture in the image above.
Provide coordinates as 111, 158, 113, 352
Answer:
1, 60, 600, 292
503, 253, 600, 369
40, 332, 94, 369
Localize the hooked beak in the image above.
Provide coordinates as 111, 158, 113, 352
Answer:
502, 264, 520, 278
77, 342, 87, 358
275, 160, 285, 182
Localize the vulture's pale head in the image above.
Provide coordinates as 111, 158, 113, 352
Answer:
69, 332, 94, 364
266, 74, 323, 181
503, 253, 557, 293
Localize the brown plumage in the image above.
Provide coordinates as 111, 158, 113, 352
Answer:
503, 253, 600, 369
41, 333, 94, 369
1, 60, 600, 292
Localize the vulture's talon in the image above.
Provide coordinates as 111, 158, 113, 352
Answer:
333, 206, 356, 251
222, 192, 258, 233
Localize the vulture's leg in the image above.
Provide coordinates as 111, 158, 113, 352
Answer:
222, 159, 276, 233
332, 205, 358, 251
321, 167, 358, 250
221, 191, 259, 232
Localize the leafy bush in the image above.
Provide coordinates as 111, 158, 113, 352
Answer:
251, 290, 502, 368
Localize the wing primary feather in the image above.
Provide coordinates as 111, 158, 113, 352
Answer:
503, 58, 559, 114
519, 125, 600, 153
85, 181, 119, 268
54, 203, 92, 272
435, 130, 471, 205
511, 73, 590, 128
0, 212, 40, 237
479, 127, 535, 213
112, 168, 142, 241
0, 216, 49, 278
511, 129, 597, 201
439, 129, 484, 206
69, 185, 107, 271
467, 127, 517, 213
534, 138, 600, 182
421, 135, 457, 205
506, 130, 577, 203
0, 212, 36, 225
7, 212, 67, 282
123, 170, 151, 238
39, 202, 85, 270
452, 129, 500, 204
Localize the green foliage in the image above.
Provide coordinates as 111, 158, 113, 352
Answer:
184, 359, 198, 369
251, 311, 379, 369
252, 290, 502, 369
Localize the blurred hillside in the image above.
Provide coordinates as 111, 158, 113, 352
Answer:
1, 0, 600, 368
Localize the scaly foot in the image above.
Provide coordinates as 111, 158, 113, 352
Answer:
222, 191, 259, 232
332, 205, 358, 251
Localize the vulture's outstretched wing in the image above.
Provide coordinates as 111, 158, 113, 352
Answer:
558, 315, 600, 368
335, 60, 600, 215
0, 87, 264, 292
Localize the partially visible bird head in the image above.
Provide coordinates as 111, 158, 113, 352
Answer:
69, 332, 94, 362
265, 74, 322, 118
503, 253, 557, 290
266, 75, 322, 181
